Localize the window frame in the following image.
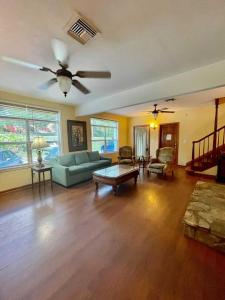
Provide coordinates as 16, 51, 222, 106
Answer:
90, 117, 119, 154
0, 102, 61, 171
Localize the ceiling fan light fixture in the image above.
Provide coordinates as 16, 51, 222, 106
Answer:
57, 75, 72, 97
152, 111, 158, 120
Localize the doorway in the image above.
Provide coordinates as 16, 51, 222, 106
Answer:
159, 122, 179, 164
133, 125, 150, 157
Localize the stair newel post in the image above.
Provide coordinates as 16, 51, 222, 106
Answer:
213, 98, 219, 159
192, 141, 195, 168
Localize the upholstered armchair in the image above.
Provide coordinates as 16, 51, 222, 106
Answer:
118, 146, 135, 165
147, 147, 175, 176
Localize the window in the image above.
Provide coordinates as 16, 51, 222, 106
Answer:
91, 118, 118, 153
0, 103, 60, 169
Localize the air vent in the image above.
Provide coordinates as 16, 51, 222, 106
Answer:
165, 98, 175, 102
67, 16, 100, 45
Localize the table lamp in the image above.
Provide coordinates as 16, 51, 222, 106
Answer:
32, 137, 49, 167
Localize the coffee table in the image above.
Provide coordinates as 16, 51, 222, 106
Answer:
93, 165, 139, 195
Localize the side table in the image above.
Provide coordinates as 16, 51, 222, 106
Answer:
31, 165, 53, 192
136, 156, 151, 172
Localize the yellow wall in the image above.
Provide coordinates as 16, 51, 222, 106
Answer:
0, 90, 76, 192
128, 103, 225, 170
77, 112, 129, 163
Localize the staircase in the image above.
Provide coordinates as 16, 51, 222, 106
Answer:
186, 125, 225, 174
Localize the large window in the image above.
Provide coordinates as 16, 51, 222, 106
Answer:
0, 103, 60, 169
91, 118, 118, 153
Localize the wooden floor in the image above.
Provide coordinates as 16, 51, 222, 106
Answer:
0, 169, 224, 300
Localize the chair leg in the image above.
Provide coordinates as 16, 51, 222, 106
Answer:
147, 170, 150, 176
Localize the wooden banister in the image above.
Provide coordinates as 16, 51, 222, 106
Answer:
191, 125, 225, 164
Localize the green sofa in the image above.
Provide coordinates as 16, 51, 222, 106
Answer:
49, 151, 112, 187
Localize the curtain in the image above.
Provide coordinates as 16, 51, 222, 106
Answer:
135, 127, 149, 157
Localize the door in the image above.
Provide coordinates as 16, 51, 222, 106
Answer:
159, 123, 179, 164
133, 125, 150, 157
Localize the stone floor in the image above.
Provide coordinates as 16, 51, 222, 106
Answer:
183, 181, 225, 253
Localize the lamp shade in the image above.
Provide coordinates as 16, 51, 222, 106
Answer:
57, 76, 72, 97
32, 137, 49, 149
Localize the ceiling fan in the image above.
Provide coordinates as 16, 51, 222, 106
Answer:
147, 104, 175, 119
2, 39, 111, 97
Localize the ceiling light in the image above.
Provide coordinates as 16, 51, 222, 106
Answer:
152, 111, 158, 120
150, 122, 158, 130
57, 76, 72, 97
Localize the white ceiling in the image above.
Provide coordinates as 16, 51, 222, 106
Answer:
1, 0, 225, 105
110, 86, 225, 116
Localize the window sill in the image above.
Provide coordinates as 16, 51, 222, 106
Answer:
100, 151, 118, 155
0, 164, 32, 173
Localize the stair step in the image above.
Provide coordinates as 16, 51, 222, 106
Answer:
186, 139, 225, 173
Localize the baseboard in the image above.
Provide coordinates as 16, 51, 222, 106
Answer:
0, 180, 51, 195
177, 164, 186, 168
0, 184, 31, 195
190, 172, 216, 180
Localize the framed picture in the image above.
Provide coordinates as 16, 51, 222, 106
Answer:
67, 120, 87, 152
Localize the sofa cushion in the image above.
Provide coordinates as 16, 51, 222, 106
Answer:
59, 153, 75, 167
88, 151, 100, 161
75, 152, 89, 165
68, 163, 95, 175
91, 160, 111, 168
149, 163, 165, 169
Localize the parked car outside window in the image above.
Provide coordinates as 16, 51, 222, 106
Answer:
0, 150, 22, 168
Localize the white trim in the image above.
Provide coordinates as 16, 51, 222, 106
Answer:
0, 164, 31, 173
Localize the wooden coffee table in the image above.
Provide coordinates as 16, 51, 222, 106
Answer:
93, 165, 139, 195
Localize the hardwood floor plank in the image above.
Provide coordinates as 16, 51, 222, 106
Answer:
0, 169, 224, 300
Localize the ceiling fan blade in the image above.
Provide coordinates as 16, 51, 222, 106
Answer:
74, 71, 111, 79
38, 78, 57, 90
51, 38, 69, 68
160, 110, 175, 113
2, 56, 42, 70
72, 79, 90, 94
160, 107, 168, 111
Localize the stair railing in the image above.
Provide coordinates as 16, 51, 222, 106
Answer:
192, 125, 225, 167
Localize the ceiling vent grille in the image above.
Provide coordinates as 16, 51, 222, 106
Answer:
67, 17, 99, 45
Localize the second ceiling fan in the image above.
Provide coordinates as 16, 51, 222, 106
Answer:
147, 104, 175, 119
2, 39, 111, 97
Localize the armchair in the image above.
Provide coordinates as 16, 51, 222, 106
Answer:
147, 147, 175, 177
118, 146, 135, 165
